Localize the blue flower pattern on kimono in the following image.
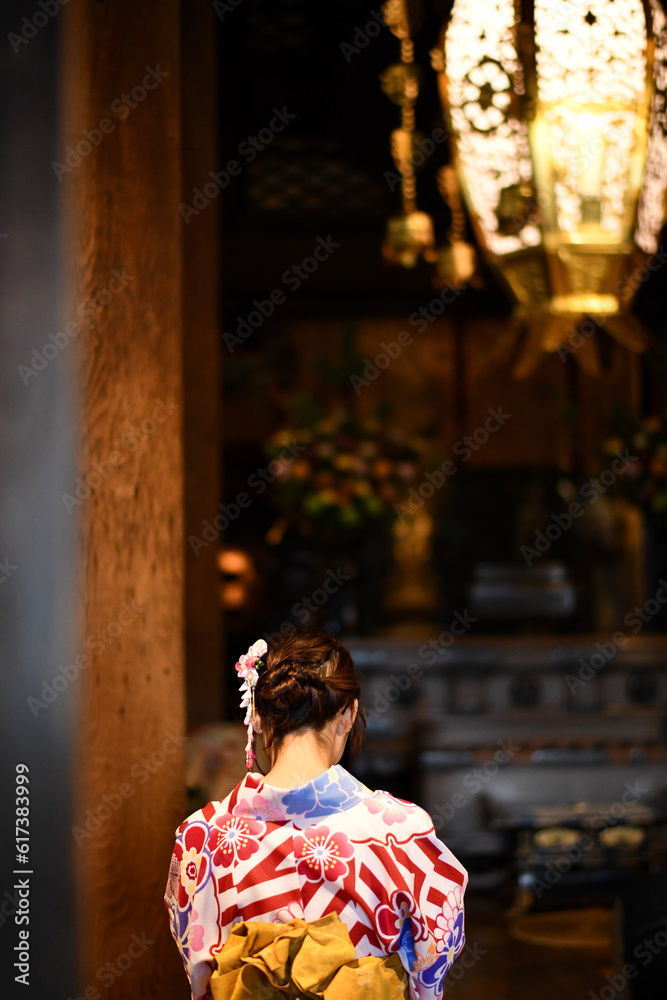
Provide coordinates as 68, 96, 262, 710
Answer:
449, 910, 465, 955
281, 766, 366, 820
421, 910, 466, 995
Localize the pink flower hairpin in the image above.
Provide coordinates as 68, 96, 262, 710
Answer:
235, 639, 267, 769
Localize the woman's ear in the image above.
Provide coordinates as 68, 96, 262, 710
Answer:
252, 715, 263, 734
339, 700, 358, 735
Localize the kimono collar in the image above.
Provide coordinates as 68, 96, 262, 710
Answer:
237, 764, 368, 822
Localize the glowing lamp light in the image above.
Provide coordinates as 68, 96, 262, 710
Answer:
439, 0, 667, 375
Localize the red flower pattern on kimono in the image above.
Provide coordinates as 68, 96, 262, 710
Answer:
275, 900, 305, 923
177, 822, 210, 909
206, 807, 265, 868
294, 824, 354, 882
376, 889, 427, 949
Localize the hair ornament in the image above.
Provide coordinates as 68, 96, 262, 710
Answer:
235, 639, 267, 769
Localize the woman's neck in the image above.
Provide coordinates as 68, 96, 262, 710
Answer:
260, 729, 338, 789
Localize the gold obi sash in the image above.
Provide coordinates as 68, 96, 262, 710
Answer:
209, 912, 408, 1000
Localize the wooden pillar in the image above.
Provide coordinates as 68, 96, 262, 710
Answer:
181, 0, 224, 728
62, 3, 189, 996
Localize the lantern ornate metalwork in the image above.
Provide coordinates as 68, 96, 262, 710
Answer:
438, 0, 667, 376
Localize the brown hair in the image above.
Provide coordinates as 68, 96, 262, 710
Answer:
254, 630, 366, 762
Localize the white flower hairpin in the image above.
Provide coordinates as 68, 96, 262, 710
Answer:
235, 639, 267, 769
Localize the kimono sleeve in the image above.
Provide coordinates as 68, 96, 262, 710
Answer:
384, 808, 468, 1000
164, 815, 222, 1000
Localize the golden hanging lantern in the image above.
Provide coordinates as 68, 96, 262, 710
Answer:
436, 0, 667, 376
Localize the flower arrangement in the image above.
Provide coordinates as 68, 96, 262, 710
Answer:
265, 409, 426, 539
602, 414, 667, 517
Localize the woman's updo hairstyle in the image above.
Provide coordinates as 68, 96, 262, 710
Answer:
254, 630, 366, 762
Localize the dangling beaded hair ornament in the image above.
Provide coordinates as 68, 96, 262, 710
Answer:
235, 639, 267, 769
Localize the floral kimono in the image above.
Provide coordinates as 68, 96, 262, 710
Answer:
165, 765, 467, 1000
